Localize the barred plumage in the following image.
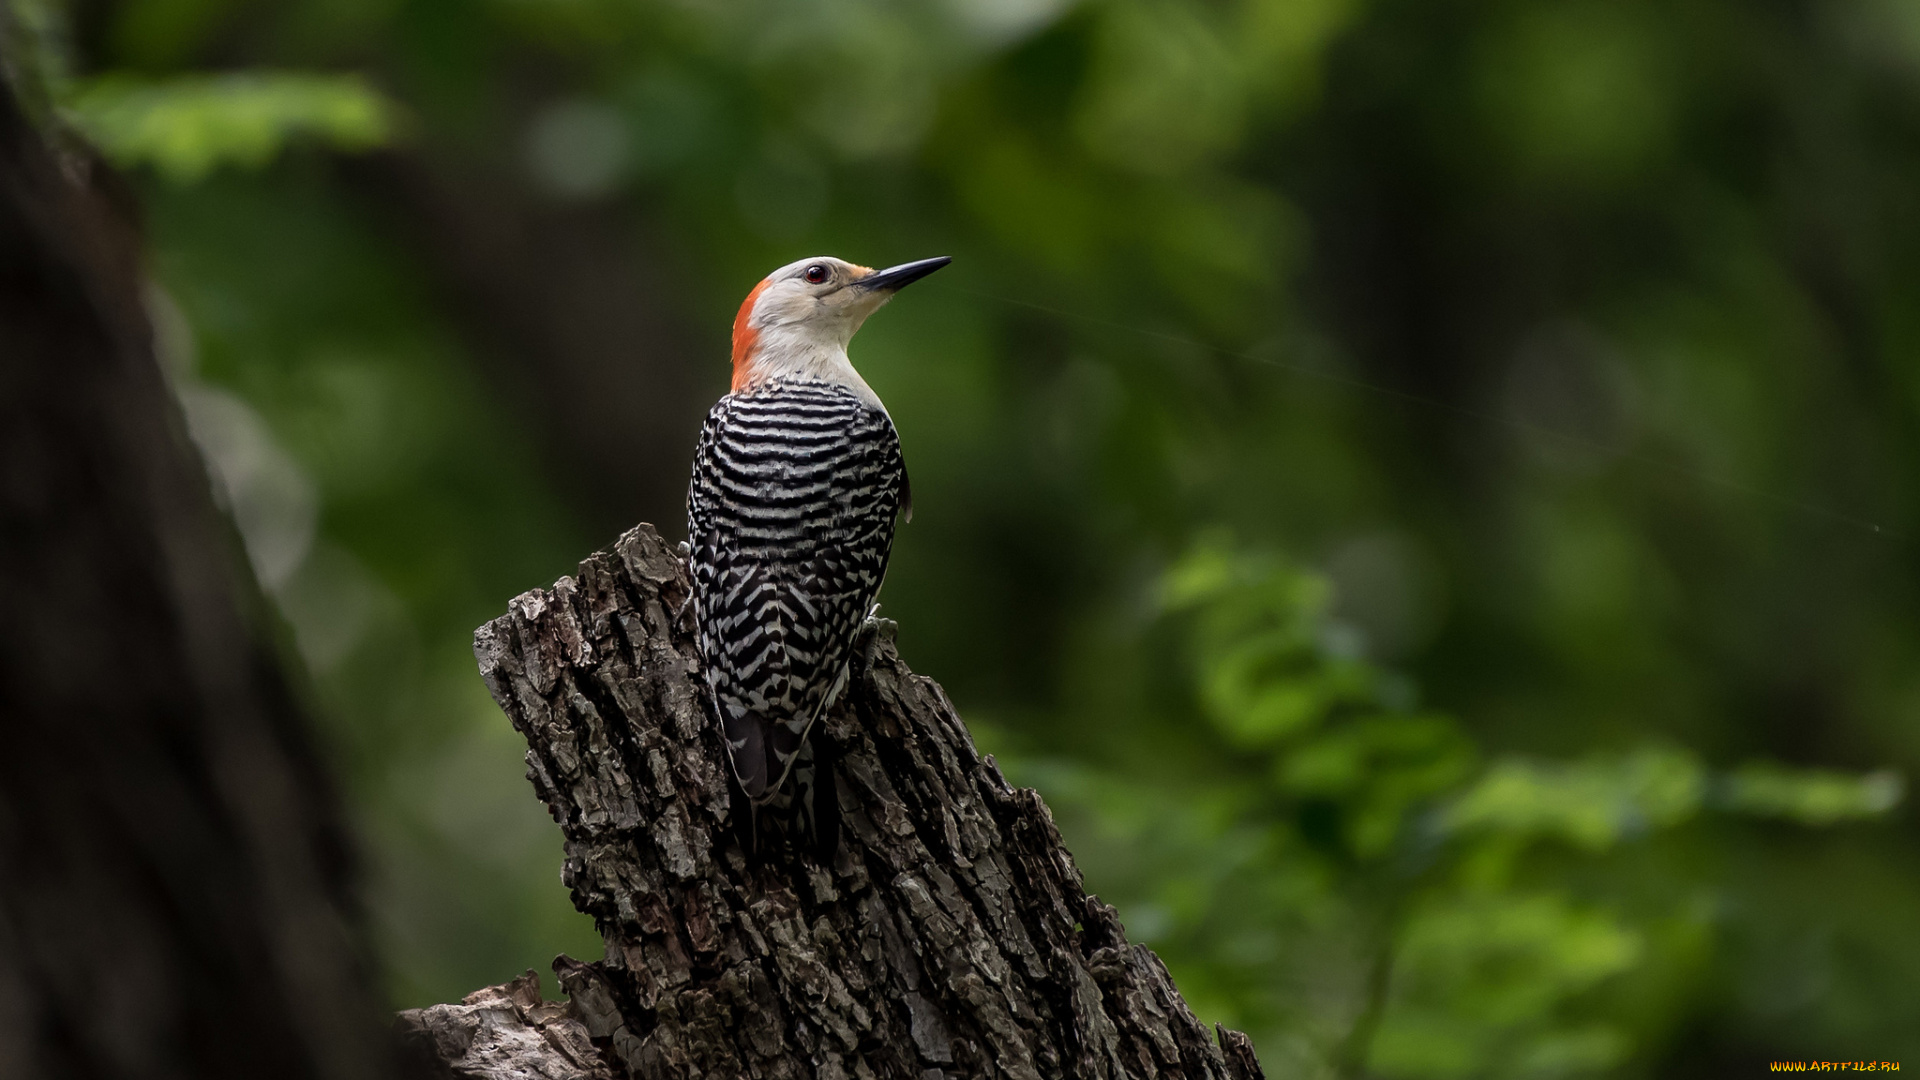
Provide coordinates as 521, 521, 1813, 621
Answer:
688, 376, 909, 803
686, 253, 945, 816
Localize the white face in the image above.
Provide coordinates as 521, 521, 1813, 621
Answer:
747, 256, 894, 347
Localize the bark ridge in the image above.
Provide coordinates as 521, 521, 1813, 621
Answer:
469, 523, 1266, 1080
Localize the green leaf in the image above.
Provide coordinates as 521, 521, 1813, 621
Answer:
1717, 763, 1904, 824
1376, 893, 1641, 1078
63, 72, 397, 183
1440, 748, 1705, 850
1161, 533, 1241, 609
1280, 713, 1476, 856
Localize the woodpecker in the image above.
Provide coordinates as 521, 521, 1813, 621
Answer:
687, 254, 949, 816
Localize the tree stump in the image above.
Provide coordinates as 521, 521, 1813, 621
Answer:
407, 523, 1264, 1080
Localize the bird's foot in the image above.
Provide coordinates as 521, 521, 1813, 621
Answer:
851, 616, 898, 685
855, 614, 898, 648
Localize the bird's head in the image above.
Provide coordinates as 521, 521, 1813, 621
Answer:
732, 255, 950, 392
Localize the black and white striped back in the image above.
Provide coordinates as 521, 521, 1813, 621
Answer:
687, 377, 908, 803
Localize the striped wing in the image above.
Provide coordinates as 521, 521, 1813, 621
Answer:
687, 379, 906, 802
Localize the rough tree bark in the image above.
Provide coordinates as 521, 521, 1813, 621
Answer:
401, 523, 1265, 1080
0, 80, 400, 1080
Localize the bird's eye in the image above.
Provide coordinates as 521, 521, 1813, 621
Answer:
803, 264, 830, 284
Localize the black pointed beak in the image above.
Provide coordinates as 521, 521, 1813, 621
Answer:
855, 256, 951, 292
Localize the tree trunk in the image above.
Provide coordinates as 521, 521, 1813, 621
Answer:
408, 523, 1265, 1080
0, 81, 400, 1080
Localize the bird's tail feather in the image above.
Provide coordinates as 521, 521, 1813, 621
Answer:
723, 709, 771, 801
733, 734, 840, 860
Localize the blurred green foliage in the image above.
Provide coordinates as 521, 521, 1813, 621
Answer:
66, 72, 395, 182
1015, 539, 1897, 1076
10, 0, 1920, 1072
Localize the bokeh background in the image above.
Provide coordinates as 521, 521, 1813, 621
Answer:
12, 0, 1920, 1073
